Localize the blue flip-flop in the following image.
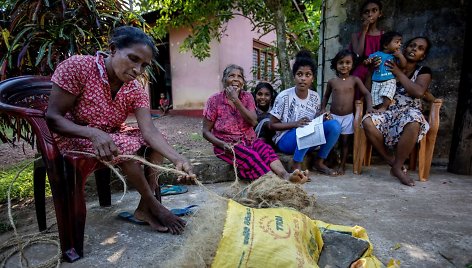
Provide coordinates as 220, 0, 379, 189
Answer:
160, 185, 188, 196
170, 205, 199, 216
118, 211, 148, 225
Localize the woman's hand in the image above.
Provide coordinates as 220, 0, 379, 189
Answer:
315, 111, 332, 121
88, 128, 120, 161
175, 158, 197, 184
221, 142, 234, 154
361, 18, 371, 33
295, 117, 311, 127
323, 112, 333, 121
224, 86, 239, 102
384, 59, 401, 76
366, 106, 375, 114
366, 56, 382, 68
224, 86, 258, 126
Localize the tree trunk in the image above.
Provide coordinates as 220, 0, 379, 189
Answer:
268, 0, 293, 91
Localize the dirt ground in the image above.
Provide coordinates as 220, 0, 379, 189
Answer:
0, 141, 36, 167
149, 115, 206, 151
0, 115, 206, 168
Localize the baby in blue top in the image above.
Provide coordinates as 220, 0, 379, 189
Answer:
365, 31, 407, 112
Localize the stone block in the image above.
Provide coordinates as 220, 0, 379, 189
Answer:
318, 229, 370, 268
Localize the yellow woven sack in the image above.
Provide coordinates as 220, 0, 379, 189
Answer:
212, 200, 323, 268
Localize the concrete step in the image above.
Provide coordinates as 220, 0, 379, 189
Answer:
158, 151, 315, 184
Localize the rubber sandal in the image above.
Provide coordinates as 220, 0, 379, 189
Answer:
316, 167, 339, 177
170, 205, 199, 216
118, 211, 148, 225
160, 185, 188, 196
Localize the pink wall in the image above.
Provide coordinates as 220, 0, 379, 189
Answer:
169, 28, 220, 109
169, 16, 276, 110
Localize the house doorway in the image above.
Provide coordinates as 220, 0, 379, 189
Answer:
150, 37, 171, 111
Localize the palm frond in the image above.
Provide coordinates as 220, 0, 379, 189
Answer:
35, 41, 49, 66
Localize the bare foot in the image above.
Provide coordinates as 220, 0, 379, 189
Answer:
149, 203, 187, 235
302, 170, 311, 182
313, 160, 339, 177
386, 158, 408, 175
336, 165, 346, 175
390, 167, 415, 186
134, 209, 168, 233
389, 164, 408, 175
287, 169, 309, 184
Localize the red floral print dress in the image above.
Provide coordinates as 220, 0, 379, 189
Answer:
50, 53, 150, 156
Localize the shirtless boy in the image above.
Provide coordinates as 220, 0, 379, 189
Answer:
321, 49, 374, 174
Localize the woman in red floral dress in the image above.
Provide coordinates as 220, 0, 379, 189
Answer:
202, 64, 308, 183
46, 26, 195, 235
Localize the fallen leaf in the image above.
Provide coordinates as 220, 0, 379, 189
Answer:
392, 243, 401, 250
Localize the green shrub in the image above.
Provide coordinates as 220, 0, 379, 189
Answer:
0, 160, 51, 203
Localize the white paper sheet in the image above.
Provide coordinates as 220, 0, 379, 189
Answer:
296, 114, 326, 150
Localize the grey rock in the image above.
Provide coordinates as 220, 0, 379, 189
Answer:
318, 229, 370, 268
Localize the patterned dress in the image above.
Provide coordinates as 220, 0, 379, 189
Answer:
50, 53, 150, 156
363, 66, 431, 147
204, 91, 256, 144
